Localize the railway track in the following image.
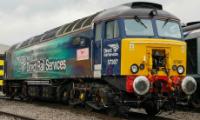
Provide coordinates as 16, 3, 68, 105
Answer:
0, 95, 36, 120
0, 94, 199, 120
0, 111, 36, 120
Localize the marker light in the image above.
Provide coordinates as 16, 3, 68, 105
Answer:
172, 65, 177, 71
131, 64, 139, 74
177, 65, 184, 74
140, 64, 145, 70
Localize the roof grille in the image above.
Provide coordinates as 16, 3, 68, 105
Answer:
131, 2, 163, 10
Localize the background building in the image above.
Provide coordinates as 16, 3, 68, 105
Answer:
0, 44, 9, 54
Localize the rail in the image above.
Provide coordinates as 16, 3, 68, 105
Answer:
0, 111, 36, 120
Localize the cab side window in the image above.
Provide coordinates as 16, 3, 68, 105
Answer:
95, 23, 102, 41
106, 20, 119, 39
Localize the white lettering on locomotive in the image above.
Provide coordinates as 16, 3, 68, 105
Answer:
16, 56, 67, 73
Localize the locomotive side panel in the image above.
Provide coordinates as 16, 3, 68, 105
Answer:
8, 30, 93, 80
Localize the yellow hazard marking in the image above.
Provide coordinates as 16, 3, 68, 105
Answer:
0, 60, 4, 66
0, 80, 3, 86
0, 70, 4, 76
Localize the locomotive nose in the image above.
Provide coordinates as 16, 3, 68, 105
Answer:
133, 76, 150, 95
181, 76, 197, 95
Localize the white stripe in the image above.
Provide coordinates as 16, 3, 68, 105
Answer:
94, 64, 101, 70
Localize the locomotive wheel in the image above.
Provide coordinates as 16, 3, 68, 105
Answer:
188, 91, 200, 108
62, 90, 70, 105
21, 83, 28, 100
107, 105, 119, 117
190, 97, 200, 108
118, 106, 130, 118
9, 87, 16, 100
144, 100, 159, 116
85, 104, 93, 112
60, 85, 71, 105
9, 94, 15, 100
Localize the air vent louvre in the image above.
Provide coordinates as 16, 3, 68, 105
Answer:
131, 2, 163, 10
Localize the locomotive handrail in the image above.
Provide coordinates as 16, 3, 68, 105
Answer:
90, 40, 93, 71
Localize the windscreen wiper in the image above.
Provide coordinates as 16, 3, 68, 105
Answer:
162, 19, 169, 28
134, 16, 148, 29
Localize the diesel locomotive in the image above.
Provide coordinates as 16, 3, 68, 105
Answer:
2, 2, 197, 116
183, 22, 200, 108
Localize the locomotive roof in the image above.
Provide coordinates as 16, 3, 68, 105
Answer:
94, 2, 179, 22
10, 2, 179, 51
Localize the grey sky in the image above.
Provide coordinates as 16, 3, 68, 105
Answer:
0, 0, 199, 46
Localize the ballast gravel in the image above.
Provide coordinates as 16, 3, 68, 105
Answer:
0, 98, 199, 120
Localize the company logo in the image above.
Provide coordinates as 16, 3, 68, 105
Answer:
108, 43, 119, 52
77, 48, 89, 61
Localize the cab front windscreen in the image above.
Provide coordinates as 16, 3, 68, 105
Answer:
124, 19, 154, 37
156, 20, 182, 39
124, 18, 182, 39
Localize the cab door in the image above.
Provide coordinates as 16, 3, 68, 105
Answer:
93, 23, 103, 78
102, 20, 121, 76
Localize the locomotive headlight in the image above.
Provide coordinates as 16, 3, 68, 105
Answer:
133, 76, 150, 96
181, 76, 197, 95
131, 64, 139, 74
177, 65, 184, 74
